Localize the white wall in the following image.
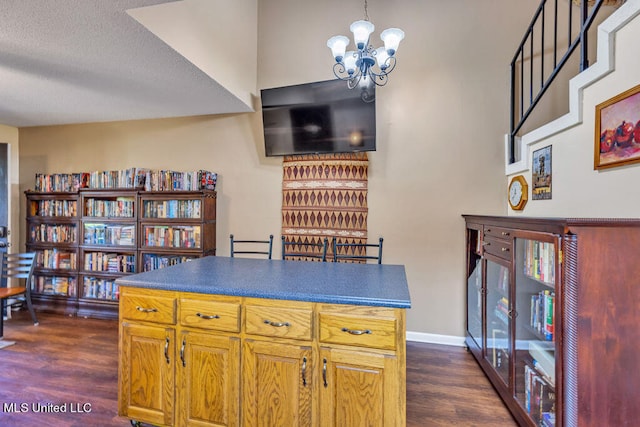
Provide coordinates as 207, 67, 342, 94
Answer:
515, 5, 640, 218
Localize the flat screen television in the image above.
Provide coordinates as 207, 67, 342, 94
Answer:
260, 79, 376, 157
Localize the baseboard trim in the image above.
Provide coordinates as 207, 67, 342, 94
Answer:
406, 331, 466, 347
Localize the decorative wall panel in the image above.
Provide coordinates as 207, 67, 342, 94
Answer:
282, 153, 368, 261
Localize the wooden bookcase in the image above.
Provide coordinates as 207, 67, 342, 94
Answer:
25, 189, 217, 319
25, 192, 80, 316
463, 215, 640, 427
77, 189, 138, 318
138, 191, 217, 273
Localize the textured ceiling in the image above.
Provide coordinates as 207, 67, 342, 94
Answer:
0, 0, 252, 127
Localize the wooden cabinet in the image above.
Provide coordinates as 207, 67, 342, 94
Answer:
119, 288, 177, 426
242, 339, 313, 426
463, 215, 640, 427
79, 189, 138, 318
120, 322, 176, 426
319, 347, 397, 427
178, 330, 240, 426
318, 304, 404, 427
25, 190, 217, 319
118, 287, 407, 427
26, 191, 80, 315
138, 190, 217, 273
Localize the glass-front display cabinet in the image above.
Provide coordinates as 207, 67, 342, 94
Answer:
513, 236, 558, 427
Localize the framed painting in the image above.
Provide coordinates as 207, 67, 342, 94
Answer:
595, 83, 640, 170
532, 145, 551, 200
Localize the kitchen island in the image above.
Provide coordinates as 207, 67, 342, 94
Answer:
116, 256, 411, 427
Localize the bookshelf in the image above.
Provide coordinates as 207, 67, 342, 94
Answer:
77, 189, 138, 318
25, 188, 217, 319
26, 192, 80, 315
463, 215, 640, 427
138, 190, 216, 272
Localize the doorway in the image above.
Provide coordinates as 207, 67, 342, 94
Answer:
0, 143, 8, 254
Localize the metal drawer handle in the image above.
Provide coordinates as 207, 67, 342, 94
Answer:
136, 306, 158, 313
180, 337, 186, 367
323, 358, 328, 388
501, 231, 510, 236
341, 327, 372, 335
301, 357, 307, 387
196, 312, 220, 320
164, 337, 170, 364
264, 319, 290, 327
501, 247, 510, 252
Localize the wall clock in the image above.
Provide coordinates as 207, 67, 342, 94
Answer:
508, 175, 528, 211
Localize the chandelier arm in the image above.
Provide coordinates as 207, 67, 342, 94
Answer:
369, 56, 397, 77
333, 62, 354, 81
368, 73, 389, 87
347, 74, 362, 89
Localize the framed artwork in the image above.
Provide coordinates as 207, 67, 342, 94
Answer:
594, 83, 640, 170
532, 145, 552, 200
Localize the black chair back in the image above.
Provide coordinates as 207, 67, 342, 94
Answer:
230, 234, 274, 259
281, 236, 328, 262
332, 237, 383, 264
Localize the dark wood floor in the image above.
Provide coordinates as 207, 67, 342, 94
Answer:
0, 311, 516, 426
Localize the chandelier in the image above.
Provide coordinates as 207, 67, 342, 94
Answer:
326, 0, 404, 93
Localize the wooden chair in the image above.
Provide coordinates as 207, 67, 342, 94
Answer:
332, 237, 384, 264
230, 234, 274, 259
281, 236, 328, 262
0, 252, 38, 347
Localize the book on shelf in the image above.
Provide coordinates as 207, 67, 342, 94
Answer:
524, 239, 555, 284
34, 168, 217, 192
34, 199, 77, 217
530, 290, 555, 341
524, 363, 555, 422
37, 250, 77, 270
34, 173, 83, 192
36, 276, 76, 296
142, 253, 197, 271
30, 224, 77, 244
82, 277, 119, 300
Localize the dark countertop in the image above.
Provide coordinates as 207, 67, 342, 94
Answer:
116, 256, 411, 308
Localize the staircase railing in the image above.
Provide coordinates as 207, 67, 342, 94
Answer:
509, 0, 614, 164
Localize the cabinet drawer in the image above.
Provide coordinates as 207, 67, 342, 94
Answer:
121, 292, 176, 325
319, 312, 397, 351
483, 236, 513, 260
245, 305, 313, 340
180, 298, 240, 332
484, 226, 513, 241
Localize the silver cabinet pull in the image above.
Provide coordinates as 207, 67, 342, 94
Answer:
136, 306, 158, 313
301, 357, 307, 387
164, 337, 170, 364
196, 312, 220, 320
341, 327, 372, 335
180, 337, 186, 367
263, 319, 290, 327
323, 358, 328, 388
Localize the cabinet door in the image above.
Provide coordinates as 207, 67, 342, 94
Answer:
319, 347, 400, 427
466, 224, 483, 350
242, 339, 312, 427
119, 322, 175, 426
484, 256, 511, 387
177, 331, 240, 427
513, 236, 558, 426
